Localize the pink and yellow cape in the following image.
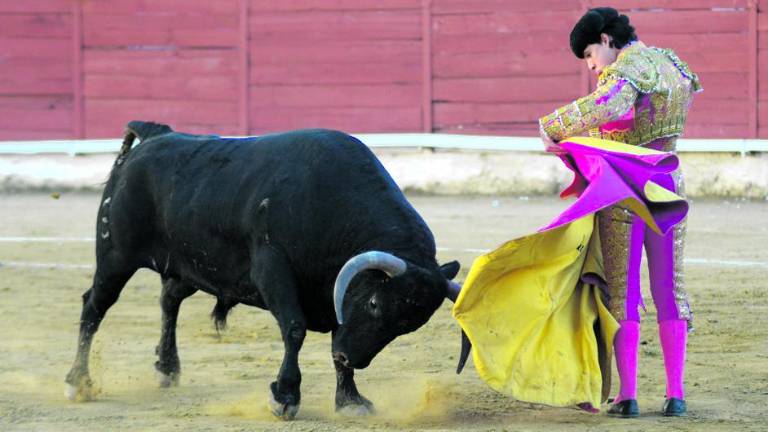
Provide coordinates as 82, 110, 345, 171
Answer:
452, 137, 688, 409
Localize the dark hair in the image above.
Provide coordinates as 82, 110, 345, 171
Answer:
570, 7, 638, 58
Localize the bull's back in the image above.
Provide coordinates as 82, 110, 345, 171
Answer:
103, 128, 412, 284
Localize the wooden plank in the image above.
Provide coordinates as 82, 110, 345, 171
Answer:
422, 0, 433, 132
84, 50, 239, 76
0, 37, 71, 59
249, 40, 421, 64
686, 99, 751, 124
0, 72, 72, 95
433, 75, 582, 103
84, 29, 239, 48
672, 50, 748, 73
84, 123, 243, 139
756, 101, 768, 124
694, 72, 749, 99
433, 102, 558, 125
83, 1, 240, 15
433, 12, 581, 35
0, 59, 71, 81
432, 0, 578, 14
84, 75, 239, 101
0, 104, 72, 130
0, 129, 74, 140
83, 13, 238, 47
684, 123, 749, 137
761, 52, 768, 99
615, 0, 748, 9
0, 95, 72, 109
250, 62, 421, 85
433, 50, 579, 78
433, 123, 541, 136
760, 32, 768, 46
748, 0, 758, 137
72, 0, 83, 138
643, 33, 747, 52
760, 7, 768, 29
433, 33, 574, 54
239, 0, 249, 135
249, 84, 421, 108
432, 0, 749, 15
629, 10, 747, 34
0, 14, 71, 38
249, 107, 422, 133
0, 1, 71, 14
249, 11, 421, 40
84, 99, 239, 138
248, 0, 420, 12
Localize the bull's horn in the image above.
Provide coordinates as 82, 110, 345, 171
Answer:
446, 280, 462, 302
333, 251, 407, 325
456, 329, 472, 374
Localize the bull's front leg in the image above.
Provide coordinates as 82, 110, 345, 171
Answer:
333, 351, 375, 416
251, 247, 306, 420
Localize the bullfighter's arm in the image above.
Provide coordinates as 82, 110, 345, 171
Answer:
538, 76, 638, 142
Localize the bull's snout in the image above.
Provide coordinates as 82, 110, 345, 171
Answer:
333, 352, 350, 367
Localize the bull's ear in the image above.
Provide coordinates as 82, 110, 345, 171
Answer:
439, 260, 460, 280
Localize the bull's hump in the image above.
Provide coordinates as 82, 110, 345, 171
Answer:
126, 121, 174, 141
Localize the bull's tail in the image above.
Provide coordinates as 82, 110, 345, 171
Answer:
118, 121, 174, 161
211, 297, 237, 332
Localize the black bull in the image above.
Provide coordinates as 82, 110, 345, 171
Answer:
64, 122, 462, 419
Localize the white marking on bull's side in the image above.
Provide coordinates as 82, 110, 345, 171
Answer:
101, 231, 110, 239
164, 253, 171, 273
101, 216, 108, 224
102, 197, 111, 207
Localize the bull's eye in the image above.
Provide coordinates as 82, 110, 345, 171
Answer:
369, 298, 377, 310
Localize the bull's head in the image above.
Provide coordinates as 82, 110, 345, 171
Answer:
331, 251, 460, 369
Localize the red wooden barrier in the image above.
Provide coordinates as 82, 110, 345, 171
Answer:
0, 1, 73, 139
0, 0, 765, 140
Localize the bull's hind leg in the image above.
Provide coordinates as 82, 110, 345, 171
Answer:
250, 247, 306, 420
333, 345, 375, 416
155, 277, 197, 387
65, 260, 135, 401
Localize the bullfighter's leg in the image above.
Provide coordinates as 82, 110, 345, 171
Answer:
251, 247, 306, 420
155, 277, 197, 388
65, 254, 136, 401
333, 334, 375, 416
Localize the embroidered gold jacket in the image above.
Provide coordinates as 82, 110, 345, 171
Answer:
539, 43, 702, 147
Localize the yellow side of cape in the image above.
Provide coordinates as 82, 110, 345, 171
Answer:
452, 215, 620, 408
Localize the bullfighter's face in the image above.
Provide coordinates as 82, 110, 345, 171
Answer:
332, 262, 459, 369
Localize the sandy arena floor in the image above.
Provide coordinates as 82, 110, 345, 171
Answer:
0, 192, 766, 431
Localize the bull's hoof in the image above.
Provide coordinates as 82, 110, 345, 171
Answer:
156, 370, 180, 388
64, 377, 94, 402
336, 395, 375, 417
269, 391, 300, 420
268, 382, 300, 420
